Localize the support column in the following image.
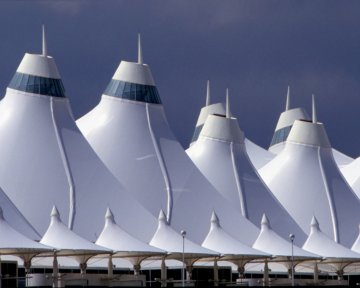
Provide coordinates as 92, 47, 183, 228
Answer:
186, 265, 192, 281
52, 254, 59, 288
263, 260, 269, 287
108, 255, 113, 278
337, 269, 344, 281
24, 260, 31, 287
237, 266, 245, 279
80, 262, 87, 277
133, 264, 141, 276
160, 258, 167, 287
0, 256, 2, 288
213, 259, 219, 287
313, 262, 319, 285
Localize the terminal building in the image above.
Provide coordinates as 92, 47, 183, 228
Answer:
0, 29, 358, 287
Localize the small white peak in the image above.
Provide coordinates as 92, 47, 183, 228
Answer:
226, 88, 230, 119
105, 207, 114, 220
310, 216, 320, 231
138, 33, 143, 64
312, 94, 317, 123
0, 206, 4, 220
210, 210, 220, 227
42, 25, 48, 57
158, 209, 167, 222
51, 205, 60, 220
285, 86, 290, 111
206, 80, 211, 106
261, 214, 270, 229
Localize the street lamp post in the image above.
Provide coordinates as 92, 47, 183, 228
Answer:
289, 234, 295, 287
181, 230, 186, 287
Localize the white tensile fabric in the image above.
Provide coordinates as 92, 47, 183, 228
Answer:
77, 58, 260, 246
0, 206, 51, 262
253, 214, 317, 259
41, 206, 109, 264
202, 211, 268, 258
150, 210, 217, 261
96, 208, 164, 260
0, 51, 157, 242
260, 120, 360, 247
187, 114, 307, 245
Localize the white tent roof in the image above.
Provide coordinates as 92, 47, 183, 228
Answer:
268, 96, 352, 166
0, 34, 157, 242
202, 211, 269, 259
188, 87, 274, 170
259, 119, 360, 247
150, 210, 218, 260
187, 113, 307, 244
252, 214, 318, 259
96, 208, 164, 257
340, 158, 360, 199
76, 46, 260, 246
302, 217, 360, 260
351, 225, 360, 254
0, 206, 51, 260
0, 187, 40, 240
40, 206, 109, 264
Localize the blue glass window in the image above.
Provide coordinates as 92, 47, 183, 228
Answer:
104, 79, 162, 104
8, 72, 66, 97
270, 125, 292, 147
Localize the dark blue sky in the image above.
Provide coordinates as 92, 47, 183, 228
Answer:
1, 1, 360, 157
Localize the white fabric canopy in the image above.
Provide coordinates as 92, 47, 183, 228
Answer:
96, 208, 164, 261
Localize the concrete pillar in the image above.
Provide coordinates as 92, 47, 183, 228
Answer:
337, 269, 344, 281
186, 265, 192, 281
79, 262, 87, 276
213, 259, 219, 287
263, 260, 269, 287
108, 255, 113, 278
238, 266, 245, 279
313, 262, 319, 285
52, 254, 59, 288
133, 264, 141, 276
160, 258, 167, 287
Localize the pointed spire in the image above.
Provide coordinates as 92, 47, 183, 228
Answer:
210, 210, 220, 228
226, 88, 230, 119
261, 214, 271, 229
312, 94, 317, 123
285, 86, 290, 111
42, 24, 48, 57
0, 206, 4, 220
138, 33, 143, 64
51, 205, 60, 221
206, 80, 211, 106
105, 207, 115, 224
158, 210, 167, 222
310, 216, 320, 232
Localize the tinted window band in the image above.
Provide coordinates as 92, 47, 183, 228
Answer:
104, 79, 162, 104
8, 72, 66, 98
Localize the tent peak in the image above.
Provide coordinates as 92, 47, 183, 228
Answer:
261, 213, 271, 229
206, 80, 210, 106
210, 210, 220, 227
42, 24, 48, 57
138, 33, 143, 64
310, 216, 320, 232
312, 94, 317, 123
285, 86, 290, 111
158, 209, 167, 222
50, 206, 61, 222
226, 88, 230, 119
105, 207, 115, 222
